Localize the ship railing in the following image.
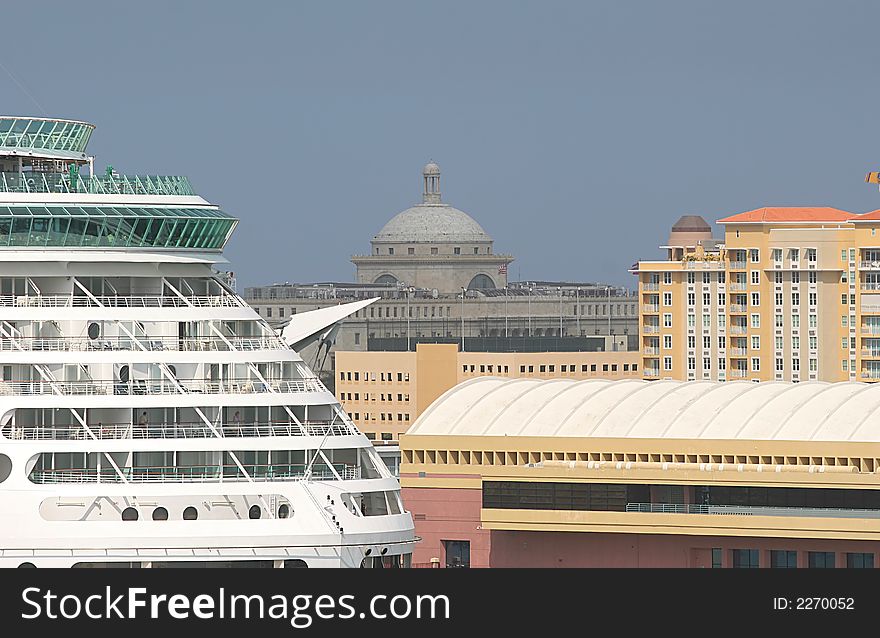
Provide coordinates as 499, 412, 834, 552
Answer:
0, 172, 195, 196
0, 335, 286, 352
0, 294, 243, 308
1, 420, 358, 440
0, 376, 327, 396
29, 463, 361, 484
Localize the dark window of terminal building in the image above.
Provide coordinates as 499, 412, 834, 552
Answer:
443, 540, 470, 568
711, 548, 722, 568
732, 549, 760, 568
770, 550, 797, 568
847, 553, 874, 569
808, 552, 836, 568
704, 485, 880, 510
482, 481, 648, 511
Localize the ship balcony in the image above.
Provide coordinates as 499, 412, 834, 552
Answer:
1, 419, 358, 440
0, 294, 244, 309
0, 377, 327, 397
28, 463, 362, 484
0, 335, 286, 353
0, 171, 195, 196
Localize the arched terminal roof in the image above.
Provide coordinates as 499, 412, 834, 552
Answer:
408, 377, 880, 442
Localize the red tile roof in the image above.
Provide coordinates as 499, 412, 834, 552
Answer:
717, 207, 856, 223
854, 209, 880, 221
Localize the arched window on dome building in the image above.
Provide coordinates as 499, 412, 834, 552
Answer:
467, 274, 495, 290
374, 274, 398, 285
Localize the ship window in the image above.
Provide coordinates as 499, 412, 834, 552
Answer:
152, 507, 168, 521
122, 507, 139, 521
248, 505, 262, 519
283, 559, 308, 568
183, 506, 198, 520
17, 562, 36, 568
87, 322, 100, 340
278, 504, 291, 519
0, 453, 10, 483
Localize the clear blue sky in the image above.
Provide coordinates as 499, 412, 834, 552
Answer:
3, 1, 880, 288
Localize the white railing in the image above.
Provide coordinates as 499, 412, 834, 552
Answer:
729, 369, 748, 378
642, 283, 660, 291
0, 294, 243, 309
729, 304, 747, 313
29, 464, 362, 484
643, 347, 660, 355
1, 420, 357, 440
729, 261, 746, 269
729, 326, 747, 335
642, 305, 659, 313
728, 283, 747, 291
0, 377, 326, 396
644, 368, 660, 376
642, 326, 660, 334
0, 335, 286, 352
729, 348, 747, 356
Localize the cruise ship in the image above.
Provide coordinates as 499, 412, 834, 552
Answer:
0, 116, 415, 567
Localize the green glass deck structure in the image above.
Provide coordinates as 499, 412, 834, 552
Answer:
0, 117, 94, 159
0, 206, 236, 249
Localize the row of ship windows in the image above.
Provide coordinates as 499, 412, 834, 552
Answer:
339, 371, 411, 382
339, 392, 410, 402
115, 503, 281, 522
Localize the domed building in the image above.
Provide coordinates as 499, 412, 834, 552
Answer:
352, 162, 514, 294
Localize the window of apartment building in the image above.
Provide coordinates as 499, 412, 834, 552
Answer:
790, 248, 799, 262
809, 336, 817, 350
808, 292, 816, 306
600, 364, 608, 372
774, 271, 783, 285
749, 249, 760, 263
770, 551, 797, 568
841, 338, 848, 350
266, 307, 273, 318
751, 292, 760, 306
354, 333, 361, 346
718, 336, 726, 349
528, 366, 534, 373
688, 357, 696, 370
717, 314, 725, 328
663, 292, 672, 306
687, 292, 695, 306
809, 359, 817, 372
581, 365, 588, 372
750, 314, 760, 329
843, 359, 849, 372
561, 365, 567, 372
718, 358, 726, 370
791, 292, 799, 306
687, 272, 695, 284
775, 358, 783, 372
354, 393, 359, 400
364, 431, 374, 440
751, 336, 760, 350
663, 272, 672, 285
474, 247, 479, 254
663, 335, 672, 349
851, 336, 857, 350
717, 293, 725, 306
480, 365, 486, 373
703, 336, 711, 349
408, 247, 415, 255
808, 552, 835, 568
792, 271, 800, 284
688, 335, 696, 349
792, 314, 800, 328
590, 364, 596, 372
772, 248, 783, 263
841, 249, 847, 262
703, 314, 711, 328
842, 293, 848, 305
775, 314, 783, 328
702, 272, 711, 284
792, 358, 800, 372
808, 271, 816, 284
664, 314, 673, 328
850, 248, 856, 262
453, 247, 461, 255
703, 293, 711, 306
703, 358, 711, 371
847, 553, 875, 569
611, 364, 617, 372
776, 337, 783, 350
792, 336, 800, 350
750, 270, 760, 285
687, 314, 695, 327
430, 247, 438, 255
732, 549, 760, 568
718, 272, 726, 283
540, 365, 546, 373
842, 315, 848, 327
381, 433, 393, 441
549, 365, 556, 373
751, 358, 760, 372
664, 357, 672, 371
809, 314, 817, 328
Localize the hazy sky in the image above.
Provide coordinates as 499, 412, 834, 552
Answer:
3, 1, 880, 288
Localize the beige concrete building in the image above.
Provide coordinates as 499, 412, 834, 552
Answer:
335, 343, 641, 442
637, 207, 880, 382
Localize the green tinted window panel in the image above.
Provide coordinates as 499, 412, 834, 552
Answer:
0, 207, 235, 249
0, 118, 94, 154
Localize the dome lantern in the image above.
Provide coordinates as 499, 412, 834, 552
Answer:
422, 161, 441, 204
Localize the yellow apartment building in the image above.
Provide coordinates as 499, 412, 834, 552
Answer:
638, 207, 880, 382
335, 343, 641, 442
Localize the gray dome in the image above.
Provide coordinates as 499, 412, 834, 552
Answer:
423, 161, 441, 175
374, 204, 492, 243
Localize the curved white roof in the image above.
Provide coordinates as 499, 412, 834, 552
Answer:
407, 377, 880, 442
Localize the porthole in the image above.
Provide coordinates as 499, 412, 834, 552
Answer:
0, 453, 11, 483
152, 507, 168, 521
118, 365, 130, 383
87, 322, 100, 340
283, 559, 308, 568
18, 562, 36, 568
183, 506, 198, 520
278, 504, 290, 519
248, 505, 262, 520
122, 507, 138, 521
